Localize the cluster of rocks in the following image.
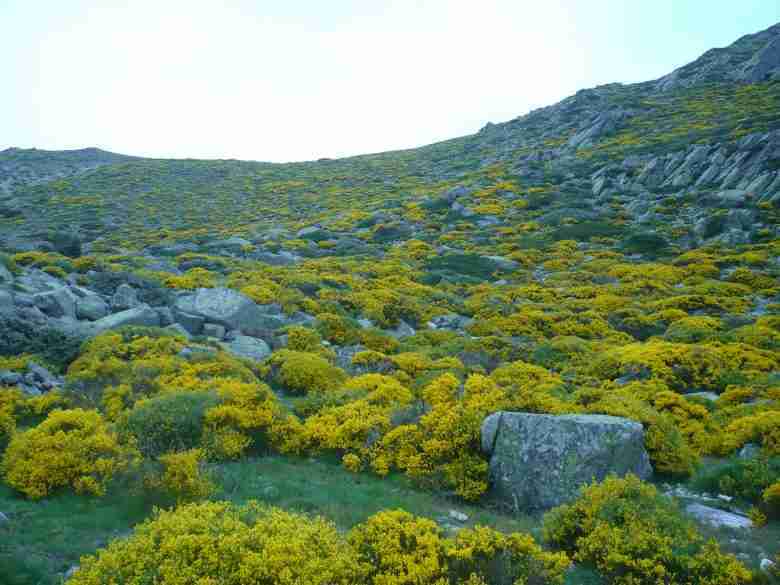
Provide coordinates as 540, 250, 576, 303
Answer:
0, 264, 313, 366
0, 361, 62, 396
0, 259, 478, 379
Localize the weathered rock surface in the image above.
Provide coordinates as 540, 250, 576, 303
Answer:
90, 304, 161, 335
482, 412, 652, 511
174, 288, 278, 334
76, 294, 109, 321
220, 335, 271, 361
111, 283, 140, 311
685, 503, 753, 529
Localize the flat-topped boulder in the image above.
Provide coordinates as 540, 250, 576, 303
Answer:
482, 412, 652, 511
174, 287, 280, 334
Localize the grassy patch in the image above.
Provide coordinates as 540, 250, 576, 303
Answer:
0, 455, 538, 585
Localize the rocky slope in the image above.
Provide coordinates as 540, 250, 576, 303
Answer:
1, 24, 779, 257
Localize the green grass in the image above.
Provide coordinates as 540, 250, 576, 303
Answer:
0, 454, 538, 585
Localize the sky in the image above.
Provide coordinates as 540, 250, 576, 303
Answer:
2, 1, 779, 163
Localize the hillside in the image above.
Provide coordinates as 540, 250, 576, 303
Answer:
0, 22, 779, 585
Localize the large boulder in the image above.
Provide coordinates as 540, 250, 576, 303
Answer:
220, 335, 271, 361
33, 287, 77, 319
481, 412, 652, 511
76, 294, 109, 321
90, 304, 161, 335
174, 288, 281, 335
111, 284, 140, 312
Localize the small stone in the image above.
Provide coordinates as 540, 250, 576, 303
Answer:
448, 510, 469, 523
64, 566, 79, 579
760, 558, 776, 572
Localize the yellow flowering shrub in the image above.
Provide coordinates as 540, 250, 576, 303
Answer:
764, 481, 780, 516
444, 525, 569, 585
315, 312, 359, 345
286, 325, 322, 351
163, 267, 218, 289
348, 509, 446, 585
579, 385, 699, 476
0, 407, 14, 453
720, 410, 780, 455
2, 408, 138, 499
67, 501, 368, 585
203, 379, 290, 459
371, 373, 505, 500
267, 349, 347, 395
301, 374, 413, 456
543, 475, 751, 585
590, 340, 777, 391
152, 448, 214, 502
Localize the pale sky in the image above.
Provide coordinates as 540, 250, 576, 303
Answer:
2, 1, 779, 162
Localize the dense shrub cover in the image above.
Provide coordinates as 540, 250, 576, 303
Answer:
1, 408, 138, 499
66, 502, 567, 585
66, 501, 367, 585
543, 475, 751, 585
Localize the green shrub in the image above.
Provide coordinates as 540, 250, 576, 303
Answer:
620, 232, 669, 255
118, 391, 220, 458
425, 254, 500, 279
692, 455, 780, 511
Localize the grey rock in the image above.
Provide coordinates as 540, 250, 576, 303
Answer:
252, 251, 299, 266
27, 362, 61, 389
15, 269, 63, 294
444, 185, 470, 202
111, 284, 140, 311
747, 37, 780, 83
91, 304, 161, 335
203, 323, 226, 339
174, 288, 272, 333
173, 310, 205, 335
482, 412, 652, 511
155, 306, 174, 326
386, 319, 415, 339
685, 391, 719, 403
202, 237, 252, 253
164, 323, 192, 339
296, 226, 331, 240
76, 295, 109, 321
34, 287, 77, 318
0, 290, 13, 314
484, 256, 519, 271
220, 335, 271, 361
685, 503, 752, 529
448, 510, 469, 523
428, 313, 472, 330
0, 263, 12, 285
0, 371, 23, 385
17, 306, 48, 325
738, 443, 762, 459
